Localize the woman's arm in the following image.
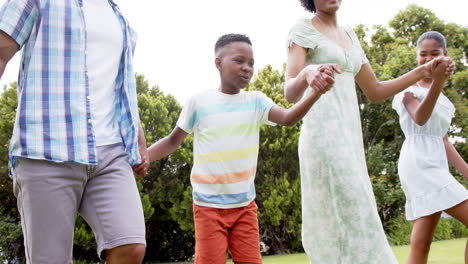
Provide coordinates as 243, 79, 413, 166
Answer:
0, 30, 20, 79
284, 43, 340, 103
355, 57, 452, 102
401, 63, 447, 126
444, 135, 468, 178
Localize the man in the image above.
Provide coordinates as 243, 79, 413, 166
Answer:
0, 0, 149, 263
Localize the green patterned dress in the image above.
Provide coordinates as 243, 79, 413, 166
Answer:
287, 18, 397, 263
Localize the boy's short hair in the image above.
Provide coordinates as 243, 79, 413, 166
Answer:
215, 34, 252, 55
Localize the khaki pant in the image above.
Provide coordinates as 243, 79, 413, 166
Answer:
12, 143, 146, 263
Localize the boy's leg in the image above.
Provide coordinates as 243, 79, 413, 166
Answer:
13, 158, 86, 264
78, 143, 146, 262
193, 203, 229, 264
228, 201, 262, 264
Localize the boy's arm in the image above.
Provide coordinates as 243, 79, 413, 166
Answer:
402, 63, 447, 126
0, 30, 20, 79
443, 135, 468, 178
269, 73, 334, 126
148, 126, 188, 162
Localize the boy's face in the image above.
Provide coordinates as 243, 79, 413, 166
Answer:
216, 42, 254, 90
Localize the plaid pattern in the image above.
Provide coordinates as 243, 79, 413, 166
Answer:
0, 0, 141, 174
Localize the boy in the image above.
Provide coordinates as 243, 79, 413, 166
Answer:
137, 34, 337, 263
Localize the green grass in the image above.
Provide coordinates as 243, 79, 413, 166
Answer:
225, 238, 467, 264
393, 238, 466, 264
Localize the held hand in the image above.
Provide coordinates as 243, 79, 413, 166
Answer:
445, 57, 455, 77
423, 56, 454, 79
132, 143, 149, 178
305, 64, 340, 95
432, 59, 448, 81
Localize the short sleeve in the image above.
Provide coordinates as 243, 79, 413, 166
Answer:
286, 18, 318, 50
176, 96, 196, 134
254, 91, 276, 126
0, 0, 38, 47
391, 92, 406, 116
348, 29, 369, 65
392, 87, 418, 116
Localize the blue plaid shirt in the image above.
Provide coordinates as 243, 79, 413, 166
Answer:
0, 0, 141, 173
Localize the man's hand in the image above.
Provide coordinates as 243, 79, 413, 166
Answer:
132, 124, 149, 177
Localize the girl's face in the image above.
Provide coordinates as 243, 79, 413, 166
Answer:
417, 38, 447, 66
313, 0, 342, 14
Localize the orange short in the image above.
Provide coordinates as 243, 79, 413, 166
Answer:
193, 201, 262, 264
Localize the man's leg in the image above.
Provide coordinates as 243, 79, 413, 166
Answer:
13, 158, 86, 264
79, 143, 146, 263
105, 244, 146, 264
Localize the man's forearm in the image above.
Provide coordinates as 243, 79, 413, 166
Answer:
0, 30, 20, 80
0, 59, 6, 79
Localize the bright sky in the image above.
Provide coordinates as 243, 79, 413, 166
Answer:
0, 0, 466, 104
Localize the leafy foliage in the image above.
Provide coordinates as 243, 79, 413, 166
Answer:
0, 4, 466, 262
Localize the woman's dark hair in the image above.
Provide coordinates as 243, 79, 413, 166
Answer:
299, 0, 316, 13
417, 31, 447, 52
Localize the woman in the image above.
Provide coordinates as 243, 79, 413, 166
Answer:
284, 0, 454, 263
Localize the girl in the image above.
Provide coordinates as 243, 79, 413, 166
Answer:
392, 31, 468, 264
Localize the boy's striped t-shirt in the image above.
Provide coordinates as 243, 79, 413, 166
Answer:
177, 89, 276, 209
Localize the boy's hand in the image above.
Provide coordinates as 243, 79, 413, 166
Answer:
132, 151, 149, 178
306, 64, 340, 95
133, 140, 149, 177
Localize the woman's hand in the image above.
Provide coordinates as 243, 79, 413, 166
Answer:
305, 64, 340, 95
422, 56, 455, 79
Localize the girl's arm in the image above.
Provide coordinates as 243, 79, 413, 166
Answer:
284, 43, 340, 103
354, 57, 453, 102
443, 134, 468, 178
402, 63, 448, 126
147, 127, 188, 162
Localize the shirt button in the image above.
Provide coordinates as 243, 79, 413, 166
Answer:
86, 96, 90, 100
88, 119, 92, 123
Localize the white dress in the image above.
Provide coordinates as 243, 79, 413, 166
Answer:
392, 85, 468, 221
287, 18, 397, 264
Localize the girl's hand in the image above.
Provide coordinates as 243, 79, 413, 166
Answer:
432, 59, 448, 82
422, 56, 454, 78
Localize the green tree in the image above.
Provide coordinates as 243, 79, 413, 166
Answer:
246, 65, 303, 254
135, 75, 196, 261
0, 83, 24, 264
